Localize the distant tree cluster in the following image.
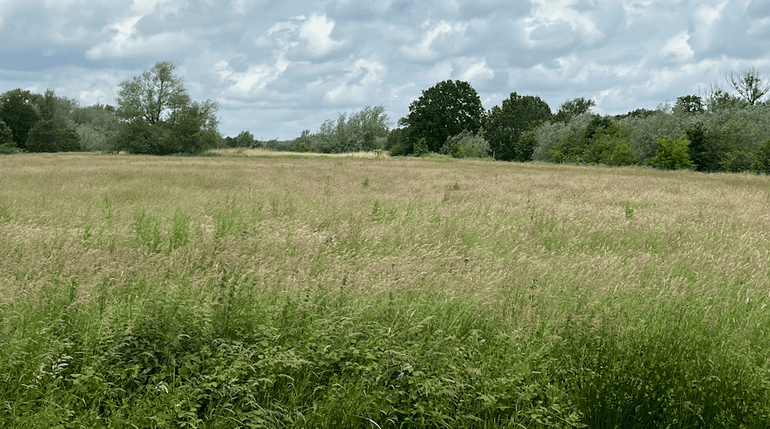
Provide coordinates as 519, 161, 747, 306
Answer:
6, 62, 770, 174
0, 88, 84, 153
369, 67, 770, 175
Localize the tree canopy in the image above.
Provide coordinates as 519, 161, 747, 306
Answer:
0, 89, 41, 150
116, 61, 192, 125
115, 62, 220, 155
484, 92, 552, 161
399, 80, 485, 154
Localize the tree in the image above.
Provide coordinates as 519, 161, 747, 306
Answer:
648, 136, 694, 170
484, 92, 552, 161
26, 120, 80, 153
313, 105, 390, 153
116, 61, 191, 125
0, 89, 41, 150
0, 119, 15, 153
0, 120, 13, 146
554, 97, 594, 122
728, 68, 770, 106
400, 80, 484, 154
115, 62, 220, 155
674, 95, 704, 114
704, 84, 747, 112
440, 130, 490, 158
751, 138, 770, 174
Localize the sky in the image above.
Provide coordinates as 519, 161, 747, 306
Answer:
1, 0, 770, 140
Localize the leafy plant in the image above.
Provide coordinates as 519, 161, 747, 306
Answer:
648, 135, 694, 170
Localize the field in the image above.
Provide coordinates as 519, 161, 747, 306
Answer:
1, 152, 769, 428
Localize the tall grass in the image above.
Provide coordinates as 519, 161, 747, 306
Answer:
0, 152, 768, 427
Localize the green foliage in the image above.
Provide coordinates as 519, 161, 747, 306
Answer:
686, 121, 710, 172
674, 95, 705, 114
556, 303, 770, 428
532, 113, 592, 162
224, 130, 256, 148
25, 120, 80, 153
551, 116, 635, 165
135, 211, 163, 253
116, 61, 191, 125
169, 209, 190, 251
720, 150, 755, 173
554, 97, 595, 123
73, 104, 120, 152
400, 80, 485, 154
0, 88, 41, 150
0, 119, 16, 154
312, 105, 390, 153
385, 127, 411, 156
440, 130, 490, 158
648, 135, 694, 170
412, 137, 429, 157
484, 92, 552, 161
751, 138, 770, 174
115, 62, 220, 155
582, 125, 636, 166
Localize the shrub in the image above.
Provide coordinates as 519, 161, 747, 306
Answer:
648, 135, 694, 170
412, 138, 429, 157
551, 117, 635, 166
751, 138, 770, 174
25, 120, 80, 153
440, 130, 490, 158
583, 129, 636, 166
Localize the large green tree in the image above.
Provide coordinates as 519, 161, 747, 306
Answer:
400, 80, 484, 154
116, 61, 191, 125
484, 92, 552, 161
26, 120, 80, 153
0, 89, 41, 150
115, 62, 220, 155
554, 97, 594, 123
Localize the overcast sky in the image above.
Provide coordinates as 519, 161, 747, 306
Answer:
2, 0, 770, 140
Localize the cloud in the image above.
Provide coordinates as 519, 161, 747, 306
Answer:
298, 13, 344, 58
400, 20, 469, 61
4, 0, 770, 139
215, 54, 291, 98
86, 23, 194, 58
660, 30, 694, 61
324, 58, 387, 105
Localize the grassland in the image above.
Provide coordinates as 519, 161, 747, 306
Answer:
1, 152, 769, 428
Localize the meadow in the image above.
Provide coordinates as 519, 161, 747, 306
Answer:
1, 152, 769, 428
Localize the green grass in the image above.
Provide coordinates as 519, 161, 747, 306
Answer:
0, 153, 769, 428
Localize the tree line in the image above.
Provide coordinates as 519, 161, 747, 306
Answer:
4, 62, 770, 174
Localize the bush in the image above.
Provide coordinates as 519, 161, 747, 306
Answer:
412, 138, 429, 157
25, 120, 80, 153
551, 116, 635, 166
648, 135, 694, 170
440, 130, 490, 158
582, 129, 636, 166
752, 138, 770, 174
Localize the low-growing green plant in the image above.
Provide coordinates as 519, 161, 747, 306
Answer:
648, 135, 694, 170
169, 209, 190, 251
135, 211, 163, 253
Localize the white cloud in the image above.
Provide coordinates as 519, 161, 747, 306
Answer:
689, 0, 729, 51
457, 57, 494, 82
401, 20, 469, 61
324, 58, 387, 105
521, 0, 605, 47
215, 54, 291, 97
660, 30, 694, 61
298, 13, 344, 58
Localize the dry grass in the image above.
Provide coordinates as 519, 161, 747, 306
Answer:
2, 152, 769, 315
211, 147, 389, 158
